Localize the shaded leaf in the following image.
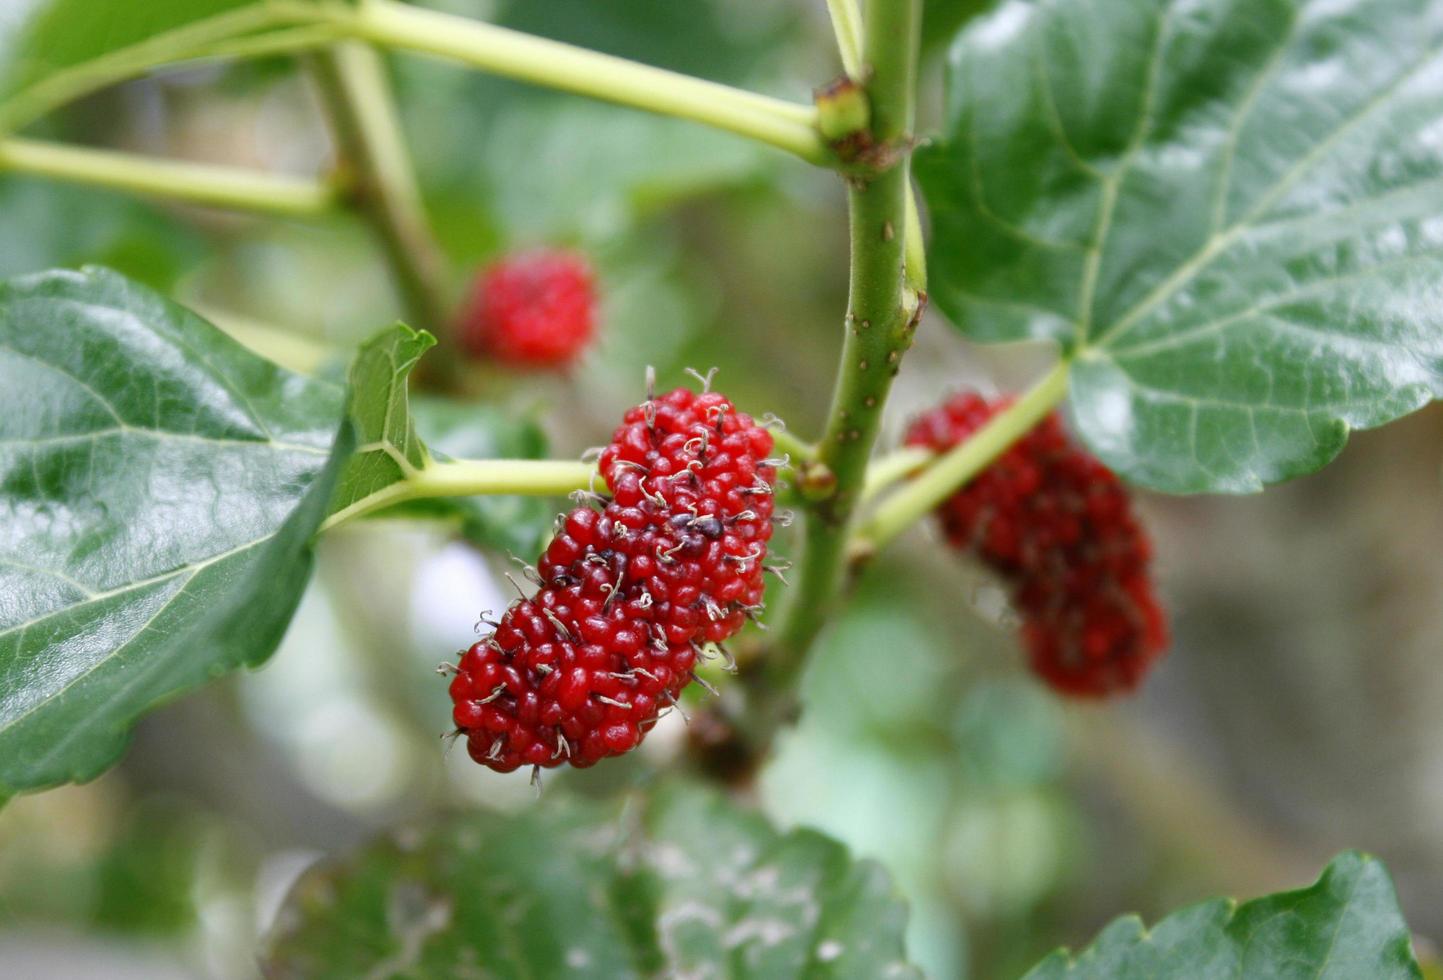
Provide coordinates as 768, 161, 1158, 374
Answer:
919, 0, 1443, 492
0, 266, 347, 795
1023, 851, 1420, 979
264, 781, 919, 979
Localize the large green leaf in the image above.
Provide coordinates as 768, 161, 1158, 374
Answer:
264, 781, 919, 979
1023, 851, 1419, 979
918, 0, 1443, 493
0, 266, 348, 795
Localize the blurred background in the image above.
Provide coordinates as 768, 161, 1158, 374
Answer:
3, 1, 1442, 977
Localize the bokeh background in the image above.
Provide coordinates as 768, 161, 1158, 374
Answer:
3, 1, 1442, 977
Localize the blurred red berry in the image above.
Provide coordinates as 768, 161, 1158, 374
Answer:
458, 249, 596, 366
906, 394, 1168, 697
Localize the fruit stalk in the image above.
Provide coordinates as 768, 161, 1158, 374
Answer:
854, 361, 1070, 555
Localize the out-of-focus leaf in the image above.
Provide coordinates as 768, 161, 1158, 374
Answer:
919, 0, 1443, 493
399, 0, 799, 255
921, 0, 994, 57
263, 781, 919, 979
1022, 851, 1420, 979
0, 177, 203, 287
491, 0, 798, 85
477, 98, 766, 244
0, 267, 348, 795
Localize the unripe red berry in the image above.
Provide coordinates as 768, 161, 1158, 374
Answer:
458, 249, 596, 366
447, 383, 777, 772
906, 393, 1167, 697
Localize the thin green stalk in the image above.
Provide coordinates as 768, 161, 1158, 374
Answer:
327, 0, 830, 164
767, 0, 922, 688
904, 181, 927, 290
825, 0, 865, 77
0, 136, 338, 216
321, 458, 596, 532
853, 361, 1071, 554
769, 427, 819, 464
858, 445, 933, 506
173, 23, 347, 65
310, 42, 454, 348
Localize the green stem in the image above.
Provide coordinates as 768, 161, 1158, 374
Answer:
321, 458, 596, 532
324, 0, 830, 165
310, 42, 455, 349
852, 360, 1071, 555
904, 180, 927, 291
769, 427, 819, 464
858, 445, 933, 505
172, 23, 347, 65
767, 0, 922, 689
0, 136, 338, 216
825, 0, 865, 77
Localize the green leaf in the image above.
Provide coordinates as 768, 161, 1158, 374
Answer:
263, 782, 919, 979
1023, 851, 1420, 979
918, 0, 1443, 493
404, 397, 554, 556
326, 322, 435, 526
0, 266, 348, 795
0, 0, 264, 132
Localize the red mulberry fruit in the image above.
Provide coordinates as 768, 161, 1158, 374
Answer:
458, 249, 596, 366
906, 393, 1167, 697
446, 385, 777, 771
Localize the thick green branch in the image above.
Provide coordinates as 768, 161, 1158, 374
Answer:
853, 361, 1071, 555
767, 0, 922, 688
0, 136, 338, 216
321, 459, 596, 532
310, 43, 454, 348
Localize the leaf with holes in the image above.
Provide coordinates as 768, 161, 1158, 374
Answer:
324, 323, 436, 529
918, 0, 1443, 492
263, 781, 919, 979
1022, 851, 1420, 978
0, 266, 348, 795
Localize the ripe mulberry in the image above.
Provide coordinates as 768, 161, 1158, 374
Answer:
446, 384, 777, 772
458, 249, 596, 366
906, 394, 1167, 696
